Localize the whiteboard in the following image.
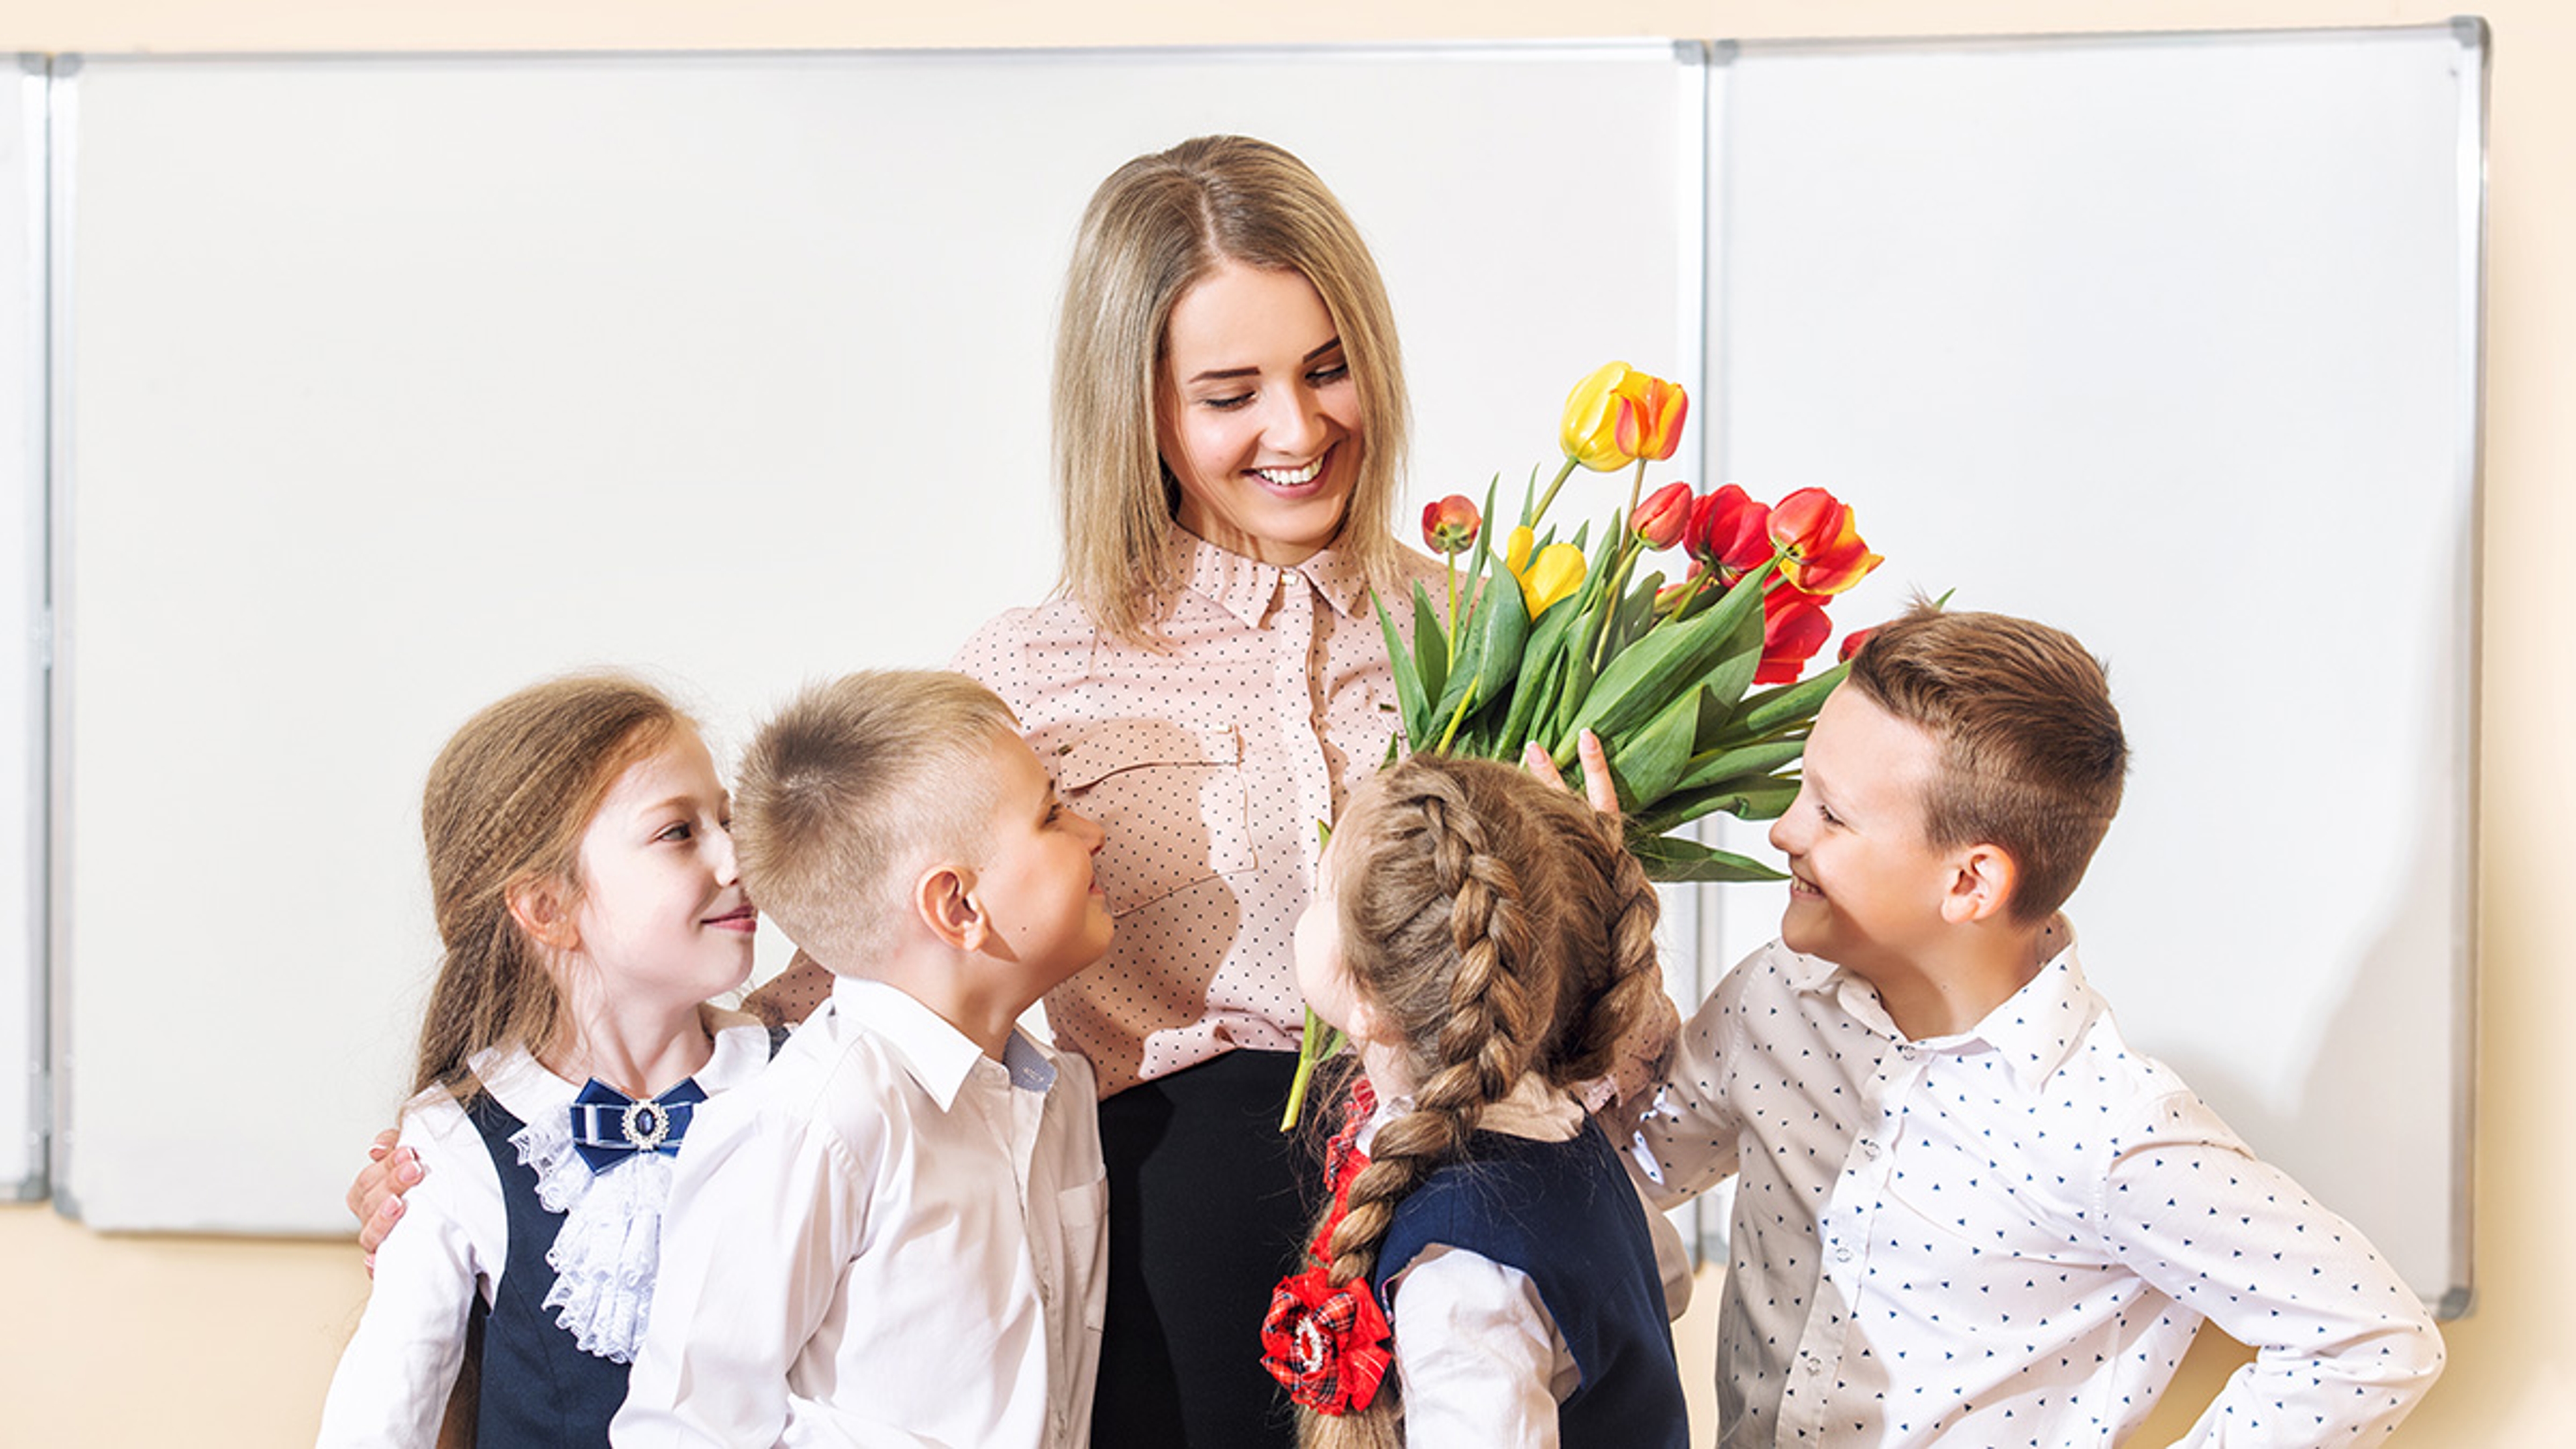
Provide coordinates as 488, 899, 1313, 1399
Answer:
48, 45, 1700, 1232
0, 58, 42, 1201
1695, 24, 2481, 1313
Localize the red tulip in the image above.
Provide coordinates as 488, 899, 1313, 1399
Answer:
1420, 494, 1481, 557
1768, 487, 1882, 596
1631, 481, 1695, 551
1837, 626, 1877, 663
1759, 584, 1835, 684
1684, 485, 1772, 584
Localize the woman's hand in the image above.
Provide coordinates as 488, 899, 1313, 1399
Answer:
347, 1128, 423, 1271
1519, 729, 1620, 817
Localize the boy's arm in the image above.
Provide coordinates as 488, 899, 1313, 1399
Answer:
1625, 966, 1749, 1210
2099, 1091, 2445, 1446
610, 1100, 868, 1449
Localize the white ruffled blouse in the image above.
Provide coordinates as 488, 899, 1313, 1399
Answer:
314, 1008, 771, 1449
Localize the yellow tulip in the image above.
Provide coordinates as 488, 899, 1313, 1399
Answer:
1504, 525, 1587, 617
1559, 361, 1638, 472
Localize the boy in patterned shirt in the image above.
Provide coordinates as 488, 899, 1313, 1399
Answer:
1633, 604, 2443, 1446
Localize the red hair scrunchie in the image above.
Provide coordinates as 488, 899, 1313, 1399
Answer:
1260, 1078, 1391, 1415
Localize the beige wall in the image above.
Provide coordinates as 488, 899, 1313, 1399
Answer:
3, 1, 2565, 1444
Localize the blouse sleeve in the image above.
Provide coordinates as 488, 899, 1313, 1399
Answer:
1385, 1246, 1574, 1449
312, 1099, 496, 1449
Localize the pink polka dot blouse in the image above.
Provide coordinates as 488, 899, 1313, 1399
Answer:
952, 532, 1444, 1096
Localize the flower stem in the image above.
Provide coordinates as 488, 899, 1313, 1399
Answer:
1529, 458, 1580, 527
1590, 543, 1641, 672
1444, 556, 1460, 657
1279, 1011, 1348, 1132
1434, 683, 1480, 753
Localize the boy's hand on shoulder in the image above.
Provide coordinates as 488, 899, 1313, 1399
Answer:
348, 1128, 425, 1267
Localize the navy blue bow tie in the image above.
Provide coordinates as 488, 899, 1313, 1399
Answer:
568, 1078, 708, 1175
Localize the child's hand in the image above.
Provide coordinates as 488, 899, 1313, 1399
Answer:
1521, 729, 1620, 818
1586, 988, 1680, 1141
347, 1128, 424, 1272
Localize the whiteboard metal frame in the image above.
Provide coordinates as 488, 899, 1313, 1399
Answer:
2439, 13, 2488, 1322
37, 53, 71, 1218
3, 54, 47, 1203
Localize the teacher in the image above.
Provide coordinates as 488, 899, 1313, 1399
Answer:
769, 133, 1443, 1448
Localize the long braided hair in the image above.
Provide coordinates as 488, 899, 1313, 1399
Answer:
1299, 754, 1668, 1449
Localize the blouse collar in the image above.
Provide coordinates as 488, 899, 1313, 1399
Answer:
1171, 529, 1377, 627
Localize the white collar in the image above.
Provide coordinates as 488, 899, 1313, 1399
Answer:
829, 976, 1059, 1112
1355, 1071, 1584, 1153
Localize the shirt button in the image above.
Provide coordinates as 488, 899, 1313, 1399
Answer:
1834, 1246, 1853, 1263
1805, 1356, 1827, 1375
1897, 1044, 1920, 1061
1860, 1140, 1881, 1158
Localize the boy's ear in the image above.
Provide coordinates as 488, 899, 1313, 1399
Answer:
506, 875, 582, 953
1939, 843, 2018, 926
915, 863, 988, 951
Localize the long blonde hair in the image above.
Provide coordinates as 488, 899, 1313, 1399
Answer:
411, 674, 686, 1097
1054, 134, 1413, 644
1299, 755, 1668, 1449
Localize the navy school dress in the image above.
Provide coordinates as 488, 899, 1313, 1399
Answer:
461, 1093, 628, 1448
455, 1026, 784, 1447
1370, 1122, 1690, 1449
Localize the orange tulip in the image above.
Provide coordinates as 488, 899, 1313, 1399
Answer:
1614, 373, 1688, 464
1767, 487, 1882, 596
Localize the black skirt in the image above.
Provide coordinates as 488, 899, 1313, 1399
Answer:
1092, 1049, 1324, 1449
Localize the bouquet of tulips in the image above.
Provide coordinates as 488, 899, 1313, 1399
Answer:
1391, 360, 1882, 879
1281, 361, 1883, 1127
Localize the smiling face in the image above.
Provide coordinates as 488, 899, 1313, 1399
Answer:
969, 730, 1114, 995
566, 728, 756, 1012
1155, 260, 1366, 566
1766, 685, 1957, 983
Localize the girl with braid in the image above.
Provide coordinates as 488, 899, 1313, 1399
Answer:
1265, 754, 1690, 1449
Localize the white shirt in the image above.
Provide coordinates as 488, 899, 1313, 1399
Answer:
1366, 1075, 1687, 1449
314, 1009, 772, 1449
1634, 931, 2444, 1448
612, 976, 1108, 1449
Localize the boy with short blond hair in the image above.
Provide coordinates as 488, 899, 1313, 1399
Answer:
1639, 605, 2443, 1447
613, 669, 1112, 1449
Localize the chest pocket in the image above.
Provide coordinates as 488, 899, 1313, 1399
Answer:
1054, 719, 1258, 915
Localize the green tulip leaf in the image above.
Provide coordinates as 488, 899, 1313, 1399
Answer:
1672, 737, 1811, 794
1558, 559, 1776, 763
1629, 777, 1803, 835
1499, 605, 1578, 759
1467, 557, 1534, 708
1627, 830, 1790, 883
1411, 582, 1449, 712
1372, 590, 1430, 750
1607, 684, 1703, 812
1718, 661, 1849, 747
